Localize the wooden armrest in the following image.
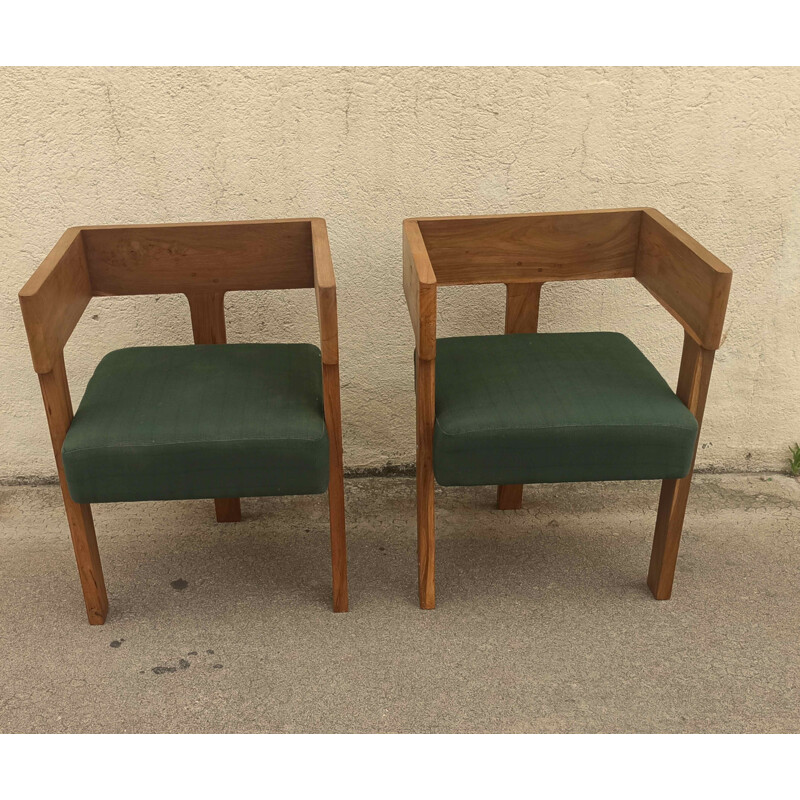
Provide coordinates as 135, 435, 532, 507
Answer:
636, 208, 732, 350
402, 220, 437, 361
311, 218, 339, 365
19, 228, 92, 374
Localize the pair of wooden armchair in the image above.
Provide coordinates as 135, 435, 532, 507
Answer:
20, 209, 730, 624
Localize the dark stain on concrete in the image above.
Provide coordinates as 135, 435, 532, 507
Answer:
188, 651, 198, 656
152, 665, 177, 675
213, 664, 223, 669
178, 658, 190, 670
110, 638, 125, 648
170, 578, 189, 591
207, 649, 214, 654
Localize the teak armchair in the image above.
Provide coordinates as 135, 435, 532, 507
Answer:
20, 218, 348, 623
403, 208, 731, 609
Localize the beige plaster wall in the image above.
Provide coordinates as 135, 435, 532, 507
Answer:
1, 66, 798, 480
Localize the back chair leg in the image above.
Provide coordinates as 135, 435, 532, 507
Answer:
416, 355, 436, 609
40, 357, 108, 624
497, 484, 524, 510
496, 282, 542, 510
187, 291, 242, 523
214, 498, 241, 522
323, 363, 348, 612
647, 334, 715, 599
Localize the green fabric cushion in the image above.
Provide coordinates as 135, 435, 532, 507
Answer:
62, 344, 329, 503
433, 332, 698, 486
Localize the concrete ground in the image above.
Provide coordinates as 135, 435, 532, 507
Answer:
0, 474, 798, 733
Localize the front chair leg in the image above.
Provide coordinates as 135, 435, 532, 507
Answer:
648, 477, 692, 599
39, 358, 108, 624
63, 497, 108, 624
648, 334, 715, 600
416, 355, 436, 609
417, 463, 435, 609
323, 362, 348, 612
328, 473, 348, 612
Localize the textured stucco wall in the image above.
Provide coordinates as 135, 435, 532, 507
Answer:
1, 66, 799, 480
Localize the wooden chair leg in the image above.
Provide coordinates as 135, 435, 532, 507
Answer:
214, 498, 241, 522
648, 477, 692, 599
417, 465, 435, 609
647, 334, 715, 599
62, 495, 108, 624
496, 282, 542, 510
497, 484, 523, 510
40, 357, 108, 624
416, 355, 436, 609
328, 473, 348, 612
187, 291, 242, 523
323, 363, 348, 612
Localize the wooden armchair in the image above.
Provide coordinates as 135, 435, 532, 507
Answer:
403, 208, 731, 609
20, 218, 348, 623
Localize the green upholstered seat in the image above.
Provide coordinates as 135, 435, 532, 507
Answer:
62, 344, 329, 503
433, 332, 698, 487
